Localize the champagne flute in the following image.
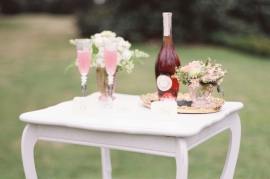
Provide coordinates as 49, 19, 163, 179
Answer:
75, 39, 92, 97
103, 39, 119, 103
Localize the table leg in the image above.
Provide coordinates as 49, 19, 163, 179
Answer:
101, 148, 112, 179
175, 138, 188, 179
21, 124, 38, 179
221, 113, 241, 179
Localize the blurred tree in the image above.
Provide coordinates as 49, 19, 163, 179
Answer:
0, 0, 24, 14
77, 0, 188, 42
25, 0, 47, 12
1, 0, 270, 55
47, 0, 93, 14
76, 0, 270, 44
0, 0, 93, 14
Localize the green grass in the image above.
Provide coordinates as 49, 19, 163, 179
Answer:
1, 14, 270, 179
211, 32, 270, 57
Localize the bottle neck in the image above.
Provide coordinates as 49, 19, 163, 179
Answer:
163, 25, 173, 46
163, 23, 172, 37
163, 12, 173, 45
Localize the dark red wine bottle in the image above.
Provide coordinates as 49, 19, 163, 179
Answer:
155, 12, 181, 100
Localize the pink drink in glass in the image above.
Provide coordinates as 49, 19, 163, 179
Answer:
77, 50, 91, 75
104, 50, 117, 76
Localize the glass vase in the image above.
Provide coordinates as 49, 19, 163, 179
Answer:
96, 67, 117, 101
189, 81, 212, 107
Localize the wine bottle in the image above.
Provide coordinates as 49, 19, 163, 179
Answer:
155, 12, 181, 100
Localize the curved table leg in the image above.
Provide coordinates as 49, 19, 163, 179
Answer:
21, 124, 38, 179
221, 113, 241, 179
101, 148, 112, 179
175, 138, 188, 179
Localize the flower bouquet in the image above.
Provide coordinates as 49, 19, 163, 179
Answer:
68, 30, 149, 74
173, 58, 228, 106
68, 31, 149, 99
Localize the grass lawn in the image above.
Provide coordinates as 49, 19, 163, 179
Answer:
0, 14, 270, 179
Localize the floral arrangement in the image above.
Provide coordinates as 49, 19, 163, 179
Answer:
173, 58, 228, 95
69, 30, 149, 74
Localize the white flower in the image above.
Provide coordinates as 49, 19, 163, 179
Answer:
118, 38, 131, 50
89, 30, 149, 73
133, 49, 149, 58
69, 31, 149, 73
100, 31, 116, 38
93, 36, 103, 47
121, 50, 133, 61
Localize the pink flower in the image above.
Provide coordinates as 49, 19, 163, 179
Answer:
174, 58, 228, 87
181, 61, 202, 77
201, 74, 213, 83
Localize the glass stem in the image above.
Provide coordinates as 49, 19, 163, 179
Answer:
81, 84, 87, 97
108, 76, 114, 98
81, 75, 87, 97
106, 84, 112, 100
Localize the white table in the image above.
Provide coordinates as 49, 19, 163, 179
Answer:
20, 93, 243, 179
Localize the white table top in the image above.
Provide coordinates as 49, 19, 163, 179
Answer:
20, 92, 243, 137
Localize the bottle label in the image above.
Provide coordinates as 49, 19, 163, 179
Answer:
157, 75, 172, 91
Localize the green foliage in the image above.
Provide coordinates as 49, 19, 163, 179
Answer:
74, 0, 270, 57
0, 0, 92, 14
65, 59, 76, 74
76, 0, 270, 42
3, 0, 270, 57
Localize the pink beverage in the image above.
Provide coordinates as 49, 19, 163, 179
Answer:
77, 50, 91, 75
104, 50, 117, 76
